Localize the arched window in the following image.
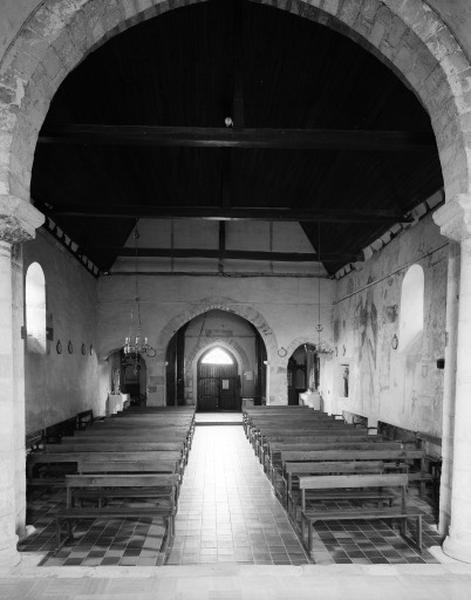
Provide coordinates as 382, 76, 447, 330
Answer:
399, 264, 424, 352
201, 347, 234, 365
25, 262, 47, 353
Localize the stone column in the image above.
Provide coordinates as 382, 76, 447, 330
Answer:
438, 241, 460, 536
0, 196, 43, 567
434, 195, 471, 562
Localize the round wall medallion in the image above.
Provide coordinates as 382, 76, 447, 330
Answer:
56, 339, 62, 354
81, 343, 86, 355
277, 347, 287, 358
67, 340, 74, 354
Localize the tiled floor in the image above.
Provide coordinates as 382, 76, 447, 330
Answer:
20, 423, 441, 567
166, 425, 308, 565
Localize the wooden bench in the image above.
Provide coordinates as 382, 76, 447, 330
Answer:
75, 409, 94, 430
27, 449, 183, 480
266, 440, 400, 480
55, 506, 174, 560
299, 473, 424, 555
284, 460, 388, 512
55, 473, 179, 550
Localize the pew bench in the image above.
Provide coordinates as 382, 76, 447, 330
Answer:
283, 460, 388, 513
55, 473, 179, 551
298, 473, 424, 555
65, 473, 179, 510
54, 506, 175, 558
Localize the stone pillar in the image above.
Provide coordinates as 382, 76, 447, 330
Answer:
0, 196, 43, 567
438, 241, 460, 535
433, 195, 471, 562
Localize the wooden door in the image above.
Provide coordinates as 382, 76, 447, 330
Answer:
198, 362, 240, 411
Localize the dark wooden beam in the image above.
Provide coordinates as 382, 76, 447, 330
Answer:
218, 221, 226, 273
38, 124, 436, 152
99, 246, 362, 263
45, 204, 411, 223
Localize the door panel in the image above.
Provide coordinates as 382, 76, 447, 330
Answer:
198, 376, 219, 411
198, 361, 240, 411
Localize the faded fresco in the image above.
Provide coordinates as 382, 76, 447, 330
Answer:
331, 216, 447, 438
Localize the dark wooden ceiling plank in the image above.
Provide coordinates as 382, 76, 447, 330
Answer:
38, 124, 436, 151
45, 204, 411, 223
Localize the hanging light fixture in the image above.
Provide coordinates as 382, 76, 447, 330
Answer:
315, 224, 333, 355
123, 225, 156, 359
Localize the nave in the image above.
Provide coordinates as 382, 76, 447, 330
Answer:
21, 406, 440, 567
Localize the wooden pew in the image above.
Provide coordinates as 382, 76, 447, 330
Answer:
284, 460, 387, 513
299, 473, 424, 554
55, 473, 179, 552
256, 428, 370, 464
266, 440, 400, 480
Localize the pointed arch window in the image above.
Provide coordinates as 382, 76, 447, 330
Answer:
399, 264, 424, 352
25, 262, 47, 354
201, 347, 234, 365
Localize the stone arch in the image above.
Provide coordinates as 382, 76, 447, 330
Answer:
157, 297, 277, 363
187, 338, 251, 374
0, 0, 469, 207
283, 335, 320, 368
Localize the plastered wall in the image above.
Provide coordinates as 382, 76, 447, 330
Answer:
97, 273, 334, 406
331, 215, 448, 438
22, 230, 99, 433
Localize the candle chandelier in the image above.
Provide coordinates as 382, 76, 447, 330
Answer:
123, 226, 156, 358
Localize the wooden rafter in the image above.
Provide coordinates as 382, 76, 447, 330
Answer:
38, 124, 436, 152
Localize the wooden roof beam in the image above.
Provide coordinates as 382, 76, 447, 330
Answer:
44, 204, 412, 223
38, 124, 436, 152
93, 246, 362, 263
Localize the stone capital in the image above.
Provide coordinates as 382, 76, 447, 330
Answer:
433, 194, 471, 242
0, 195, 44, 244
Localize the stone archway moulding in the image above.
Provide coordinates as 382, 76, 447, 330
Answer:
187, 338, 251, 374
157, 297, 277, 362
0, 0, 471, 207
284, 336, 319, 363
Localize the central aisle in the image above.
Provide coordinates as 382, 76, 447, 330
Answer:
166, 425, 309, 565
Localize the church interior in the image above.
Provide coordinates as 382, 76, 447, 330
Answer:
2, 0, 471, 598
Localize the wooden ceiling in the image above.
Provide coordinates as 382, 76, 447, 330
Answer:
32, 0, 443, 274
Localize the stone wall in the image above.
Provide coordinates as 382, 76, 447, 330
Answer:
22, 230, 99, 433
97, 273, 334, 406
331, 215, 448, 438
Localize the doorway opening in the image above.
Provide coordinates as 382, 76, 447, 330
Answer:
120, 352, 147, 406
165, 309, 267, 407
198, 347, 240, 412
287, 343, 319, 406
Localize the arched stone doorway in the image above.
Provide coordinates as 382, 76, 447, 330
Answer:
287, 343, 319, 406
164, 309, 267, 409
1, 0, 471, 567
